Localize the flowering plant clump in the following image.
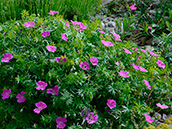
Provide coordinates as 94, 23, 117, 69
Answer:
0, 11, 171, 129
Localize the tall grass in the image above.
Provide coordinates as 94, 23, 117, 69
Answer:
0, 0, 101, 23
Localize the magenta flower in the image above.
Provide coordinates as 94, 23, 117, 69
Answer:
3, 32, 6, 35
101, 40, 114, 47
36, 81, 48, 90
156, 59, 165, 69
132, 47, 138, 51
23, 21, 35, 28
56, 117, 67, 129
107, 99, 116, 109
46, 46, 57, 52
66, 21, 70, 27
60, 18, 65, 21
79, 22, 87, 30
113, 74, 116, 77
90, 57, 98, 65
16, 91, 26, 103
1, 53, 13, 63
144, 113, 153, 123
47, 85, 59, 96
156, 103, 169, 109
74, 28, 80, 31
98, 29, 105, 34
143, 80, 151, 90
55, 57, 67, 63
33, 102, 47, 114
137, 55, 142, 61
110, 31, 122, 41
132, 62, 139, 70
41, 31, 50, 38
123, 47, 132, 54
148, 26, 152, 29
61, 33, 68, 41
140, 49, 147, 53
130, 4, 137, 10
139, 66, 148, 72
48, 10, 59, 15
79, 62, 90, 70
118, 70, 130, 78
149, 51, 158, 57
70, 20, 80, 25
86, 112, 98, 124
2, 89, 11, 100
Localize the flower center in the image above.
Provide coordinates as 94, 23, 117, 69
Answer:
38, 107, 42, 110
6, 93, 9, 95
59, 121, 63, 125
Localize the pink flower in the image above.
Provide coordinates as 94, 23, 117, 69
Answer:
74, 27, 80, 31
16, 91, 26, 103
143, 80, 151, 90
132, 62, 139, 70
60, 19, 65, 21
48, 10, 59, 15
156, 103, 169, 109
90, 57, 98, 65
56, 117, 67, 129
148, 26, 152, 29
41, 31, 50, 38
33, 102, 47, 114
98, 30, 105, 34
132, 47, 138, 51
110, 31, 122, 41
46, 46, 57, 52
139, 66, 148, 72
140, 49, 147, 53
61, 33, 68, 41
130, 4, 137, 10
3, 32, 6, 35
101, 40, 114, 47
47, 85, 59, 96
66, 21, 70, 27
79, 22, 87, 30
2, 89, 11, 100
149, 51, 158, 57
1, 53, 13, 63
70, 20, 80, 25
156, 59, 165, 69
107, 99, 116, 109
36, 81, 48, 90
137, 55, 142, 61
144, 113, 153, 123
79, 62, 90, 70
55, 57, 67, 63
123, 47, 132, 54
119, 70, 130, 78
113, 74, 116, 77
23, 21, 35, 28
86, 112, 98, 124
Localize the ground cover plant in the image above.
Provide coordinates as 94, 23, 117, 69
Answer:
0, 10, 172, 129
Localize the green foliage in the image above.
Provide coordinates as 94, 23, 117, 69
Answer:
0, 11, 171, 128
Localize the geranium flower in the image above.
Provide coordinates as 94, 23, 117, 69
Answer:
123, 47, 132, 54
98, 29, 105, 34
132, 62, 139, 70
107, 99, 116, 109
48, 10, 59, 15
90, 57, 98, 65
156, 59, 165, 69
139, 66, 148, 72
1, 53, 13, 63
143, 80, 151, 90
132, 47, 138, 51
148, 26, 152, 29
156, 103, 169, 109
137, 55, 142, 61
23, 21, 35, 28
41, 31, 50, 38
33, 102, 47, 114
56, 117, 67, 129
86, 112, 98, 124
118, 70, 130, 78
66, 21, 70, 27
2, 89, 11, 100
46, 46, 57, 52
144, 113, 153, 123
70, 20, 80, 25
47, 85, 59, 96
113, 74, 116, 77
79, 22, 87, 30
61, 33, 68, 41
149, 51, 158, 57
130, 4, 137, 10
140, 49, 147, 53
60, 18, 65, 21
3, 32, 6, 35
55, 57, 67, 63
36, 81, 48, 90
79, 62, 90, 70
110, 31, 122, 41
101, 40, 114, 47
16, 91, 26, 103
